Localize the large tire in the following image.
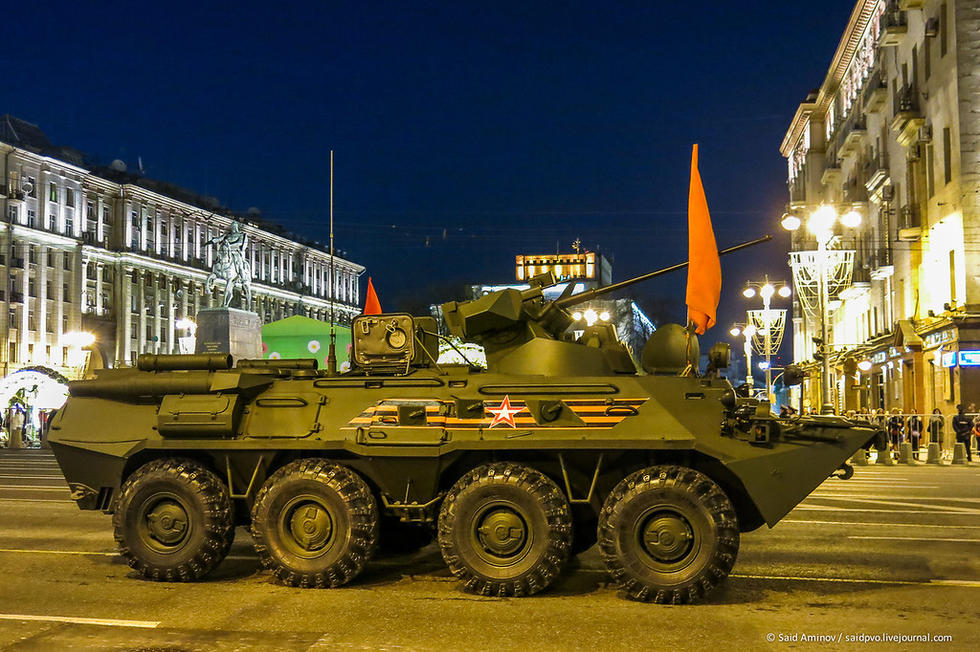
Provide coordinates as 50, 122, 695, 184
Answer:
112, 458, 235, 582
598, 465, 739, 604
250, 459, 378, 588
438, 463, 572, 596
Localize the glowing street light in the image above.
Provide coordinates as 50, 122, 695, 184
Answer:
857, 360, 873, 372
740, 276, 790, 402
742, 287, 756, 299
780, 213, 802, 232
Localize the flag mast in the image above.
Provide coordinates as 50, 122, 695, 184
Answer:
326, 150, 338, 375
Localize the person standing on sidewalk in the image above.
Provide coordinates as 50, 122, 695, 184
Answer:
907, 412, 922, 460
928, 408, 944, 445
952, 404, 973, 462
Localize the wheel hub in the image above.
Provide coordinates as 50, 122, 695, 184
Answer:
641, 513, 694, 562
287, 501, 333, 551
145, 500, 189, 546
476, 508, 527, 556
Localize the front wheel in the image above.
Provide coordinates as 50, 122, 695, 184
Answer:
112, 458, 235, 581
598, 465, 739, 604
250, 459, 378, 588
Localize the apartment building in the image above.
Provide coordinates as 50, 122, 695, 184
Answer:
1, 115, 364, 379
779, 0, 979, 414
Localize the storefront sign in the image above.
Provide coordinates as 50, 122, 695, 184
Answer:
941, 351, 957, 368
924, 329, 955, 349
959, 351, 980, 367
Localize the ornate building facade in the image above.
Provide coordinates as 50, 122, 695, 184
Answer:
780, 1, 979, 414
1, 115, 363, 378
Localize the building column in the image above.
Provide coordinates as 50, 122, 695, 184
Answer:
38, 246, 48, 350
54, 251, 66, 357
118, 266, 132, 364
152, 273, 162, 353
80, 258, 89, 314
165, 275, 174, 353
181, 279, 189, 320
95, 263, 104, 316
137, 270, 146, 355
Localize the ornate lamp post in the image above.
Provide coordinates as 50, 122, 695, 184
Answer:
741, 278, 791, 402
728, 323, 757, 394
782, 205, 860, 414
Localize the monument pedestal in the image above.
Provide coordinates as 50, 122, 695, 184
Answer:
195, 308, 262, 360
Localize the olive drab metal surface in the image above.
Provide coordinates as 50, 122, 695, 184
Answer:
48, 236, 879, 604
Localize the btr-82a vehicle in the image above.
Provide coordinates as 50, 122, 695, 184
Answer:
49, 238, 876, 604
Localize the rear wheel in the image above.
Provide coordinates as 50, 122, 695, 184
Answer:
438, 463, 572, 596
598, 465, 739, 604
112, 458, 235, 581
250, 459, 378, 588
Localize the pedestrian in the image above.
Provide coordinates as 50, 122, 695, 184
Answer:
907, 412, 922, 459
888, 408, 904, 454
951, 404, 973, 462
928, 408, 944, 445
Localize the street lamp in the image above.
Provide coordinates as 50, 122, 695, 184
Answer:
783, 204, 860, 414
729, 323, 757, 393
741, 277, 790, 403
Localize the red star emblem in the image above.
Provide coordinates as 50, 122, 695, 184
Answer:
485, 395, 524, 428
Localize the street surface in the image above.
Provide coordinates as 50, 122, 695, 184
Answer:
0, 449, 977, 651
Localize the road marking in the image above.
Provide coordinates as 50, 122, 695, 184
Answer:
805, 496, 980, 514
0, 497, 72, 504
730, 573, 980, 588
0, 475, 64, 479
849, 535, 980, 543
0, 613, 159, 628
792, 506, 972, 514
0, 548, 116, 556
781, 519, 980, 528
0, 486, 68, 492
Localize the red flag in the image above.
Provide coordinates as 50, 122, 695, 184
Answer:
363, 277, 382, 315
685, 144, 721, 335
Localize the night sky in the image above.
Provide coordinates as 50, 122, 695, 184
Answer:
5, 1, 855, 364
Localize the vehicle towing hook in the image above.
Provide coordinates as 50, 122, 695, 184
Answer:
832, 463, 854, 480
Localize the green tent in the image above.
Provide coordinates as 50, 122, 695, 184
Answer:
261, 315, 352, 370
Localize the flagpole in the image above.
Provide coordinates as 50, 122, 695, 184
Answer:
326, 150, 338, 375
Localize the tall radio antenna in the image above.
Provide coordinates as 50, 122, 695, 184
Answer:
326, 150, 338, 375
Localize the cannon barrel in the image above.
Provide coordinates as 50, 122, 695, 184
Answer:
69, 372, 213, 399
137, 353, 233, 372
237, 358, 319, 370
554, 235, 772, 309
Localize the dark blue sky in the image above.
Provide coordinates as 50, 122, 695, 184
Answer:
5, 0, 854, 362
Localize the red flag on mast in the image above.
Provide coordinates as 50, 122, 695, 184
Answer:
685, 144, 721, 335
363, 277, 382, 315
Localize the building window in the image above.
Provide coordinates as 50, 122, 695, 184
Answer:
65, 188, 75, 208
28, 280, 36, 297
63, 282, 71, 301
26, 176, 36, 198
63, 254, 71, 271
943, 126, 952, 185
28, 247, 36, 264
27, 209, 35, 227
47, 251, 54, 267
49, 214, 57, 230
65, 214, 73, 235
924, 35, 931, 80
927, 144, 935, 198
49, 182, 58, 202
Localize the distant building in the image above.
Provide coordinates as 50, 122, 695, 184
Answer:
434, 248, 655, 362
1, 115, 364, 379
779, 1, 979, 414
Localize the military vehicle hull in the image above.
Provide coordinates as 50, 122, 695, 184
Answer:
50, 362, 874, 602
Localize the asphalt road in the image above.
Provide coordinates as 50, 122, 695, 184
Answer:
0, 449, 977, 651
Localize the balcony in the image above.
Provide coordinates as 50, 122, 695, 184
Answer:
878, 6, 908, 47
788, 176, 806, 206
821, 159, 842, 186
843, 175, 868, 203
897, 204, 922, 240
863, 150, 891, 200
890, 85, 926, 146
869, 248, 894, 280
839, 113, 868, 157
863, 70, 889, 114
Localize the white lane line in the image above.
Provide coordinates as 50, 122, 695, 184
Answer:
0, 548, 116, 556
781, 519, 980, 528
0, 475, 64, 479
792, 506, 971, 514
0, 497, 72, 504
730, 573, 980, 588
804, 496, 980, 514
0, 486, 68, 492
0, 613, 159, 629
849, 535, 980, 543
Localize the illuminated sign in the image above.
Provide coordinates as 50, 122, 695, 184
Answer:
871, 351, 887, 365
959, 351, 980, 367
924, 329, 955, 349
941, 352, 957, 368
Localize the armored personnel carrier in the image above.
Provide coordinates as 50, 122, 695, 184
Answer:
49, 238, 876, 603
